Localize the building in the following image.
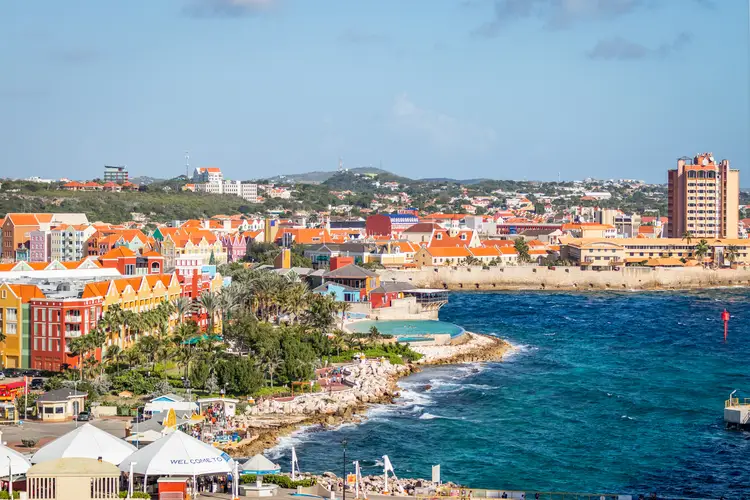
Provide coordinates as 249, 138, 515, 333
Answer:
103, 165, 128, 183
414, 246, 471, 267
192, 167, 223, 184
560, 237, 750, 268
2, 213, 89, 261
50, 225, 97, 262
29, 230, 52, 262
321, 258, 380, 300
0, 283, 45, 369
667, 153, 739, 239
29, 287, 104, 372
35, 389, 88, 422
27, 457, 120, 499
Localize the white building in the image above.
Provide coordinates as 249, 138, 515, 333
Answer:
50, 225, 97, 262
192, 167, 223, 184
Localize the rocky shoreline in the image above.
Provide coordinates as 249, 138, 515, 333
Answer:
224, 333, 512, 458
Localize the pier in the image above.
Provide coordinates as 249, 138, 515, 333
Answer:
723, 394, 750, 428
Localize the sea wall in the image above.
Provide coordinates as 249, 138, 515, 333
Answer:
379, 265, 750, 291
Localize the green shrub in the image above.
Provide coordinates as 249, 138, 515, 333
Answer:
118, 491, 150, 498
0, 491, 20, 499
240, 474, 314, 488
21, 438, 38, 448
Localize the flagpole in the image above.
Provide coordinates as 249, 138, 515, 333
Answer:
292, 447, 297, 481
354, 461, 360, 499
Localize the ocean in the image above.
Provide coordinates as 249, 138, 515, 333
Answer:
268, 291, 750, 499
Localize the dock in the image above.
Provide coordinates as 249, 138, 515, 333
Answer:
724, 395, 750, 428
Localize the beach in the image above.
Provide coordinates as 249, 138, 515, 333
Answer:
224, 332, 512, 458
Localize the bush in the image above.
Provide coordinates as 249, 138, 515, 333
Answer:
118, 491, 150, 498
240, 474, 314, 488
0, 491, 20, 499
21, 438, 38, 448
253, 386, 292, 398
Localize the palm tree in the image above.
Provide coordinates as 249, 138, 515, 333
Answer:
331, 334, 347, 356
514, 238, 531, 263
261, 352, 282, 388
725, 244, 740, 266
173, 296, 192, 325
67, 337, 87, 381
199, 291, 220, 334
694, 239, 710, 263
681, 230, 694, 246
338, 301, 351, 331
104, 345, 123, 376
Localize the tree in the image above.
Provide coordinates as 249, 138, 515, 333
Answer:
338, 301, 351, 331
514, 238, 531, 263
209, 250, 216, 266
199, 291, 220, 334
694, 239, 710, 263
104, 345, 123, 376
725, 244, 739, 265
681, 230, 694, 246
173, 296, 192, 325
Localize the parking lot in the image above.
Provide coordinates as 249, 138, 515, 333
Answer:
0, 417, 130, 452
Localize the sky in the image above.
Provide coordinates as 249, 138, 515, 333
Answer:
1, 0, 748, 184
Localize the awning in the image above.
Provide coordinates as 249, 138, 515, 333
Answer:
31, 423, 137, 465
0, 443, 31, 477
241, 454, 280, 475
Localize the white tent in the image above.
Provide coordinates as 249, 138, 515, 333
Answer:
31, 423, 137, 465
0, 444, 31, 477
124, 430, 164, 444
119, 430, 233, 477
241, 454, 280, 475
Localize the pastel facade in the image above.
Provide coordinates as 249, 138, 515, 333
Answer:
0, 283, 45, 369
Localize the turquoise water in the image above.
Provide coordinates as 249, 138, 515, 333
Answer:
349, 320, 465, 338
270, 291, 750, 498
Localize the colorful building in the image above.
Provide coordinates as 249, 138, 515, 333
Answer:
0, 284, 45, 369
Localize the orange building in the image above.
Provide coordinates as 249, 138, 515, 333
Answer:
668, 152, 739, 239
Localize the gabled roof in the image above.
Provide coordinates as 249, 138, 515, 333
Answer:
100, 247, 136, 259
422, 246, 471, 258
323, 264, 378, 279
37, 389, 87, 402
403, 223, 440, 233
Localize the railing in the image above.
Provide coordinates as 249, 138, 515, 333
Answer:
725, 397, 750, 407
65, 315, 82, 323
417, 493, 626, 500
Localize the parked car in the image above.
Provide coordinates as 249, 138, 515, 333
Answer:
29, 378, 44, 390
76, 411, 92, 422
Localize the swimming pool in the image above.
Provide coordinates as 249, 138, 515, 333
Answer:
348, 320, 465, 338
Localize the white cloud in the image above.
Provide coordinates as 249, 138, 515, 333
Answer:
390, 93, 496, 153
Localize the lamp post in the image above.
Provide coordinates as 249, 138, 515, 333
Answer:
128, 461, 137, 499
73, 379, 80, 428
6, 455, 12, 497
135, 405, 145, 448
341, 439, 348, 500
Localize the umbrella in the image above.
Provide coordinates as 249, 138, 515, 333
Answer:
124, 430, 164, 444
118, 430, 233, 477
241, 454, 280, 475
241, 454, 280, 489
31, 423, 136, 465
0, 444, 31, 478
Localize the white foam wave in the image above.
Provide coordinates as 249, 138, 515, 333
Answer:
621, 415, 635, 420
502, 343, 537, 361
419, 412, 439, 420
265, 424, 318, 459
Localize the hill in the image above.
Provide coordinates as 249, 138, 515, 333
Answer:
269, 166, 393, 184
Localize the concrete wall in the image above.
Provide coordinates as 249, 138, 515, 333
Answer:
347, 297, 439, 320
379, 265, 750, 291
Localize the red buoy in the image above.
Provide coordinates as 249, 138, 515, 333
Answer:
722, 309, 730, 342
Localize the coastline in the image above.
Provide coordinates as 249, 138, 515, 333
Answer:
225, 332, 513, 458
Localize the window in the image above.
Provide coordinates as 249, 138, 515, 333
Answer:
44, 406, 53, 414
55, 406, 64, 414
6, 308, 17, 322
6, 323, 16, 335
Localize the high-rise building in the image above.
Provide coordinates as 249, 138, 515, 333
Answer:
103, 165, 128, 183
667, 153, 739, 239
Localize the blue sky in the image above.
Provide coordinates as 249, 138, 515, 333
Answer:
1, 0, 747, 183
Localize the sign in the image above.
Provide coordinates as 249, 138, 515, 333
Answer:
347, 474, 357, 485
432, 465, 440, 484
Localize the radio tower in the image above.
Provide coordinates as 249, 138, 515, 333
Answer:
338, 157, 344, 172
185, 151, 190, 179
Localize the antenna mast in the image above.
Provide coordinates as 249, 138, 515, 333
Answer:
185, 151, 190, 179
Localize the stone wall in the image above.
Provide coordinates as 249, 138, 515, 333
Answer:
380, 265, 750, 291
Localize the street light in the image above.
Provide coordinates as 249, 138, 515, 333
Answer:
341, 439, 348, 500
73, 380, 80, 428
135, 406, 145, 448
6, 455, 12, 497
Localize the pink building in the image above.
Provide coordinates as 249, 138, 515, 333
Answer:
28, 230, 51, 262
221, 234, 248, 263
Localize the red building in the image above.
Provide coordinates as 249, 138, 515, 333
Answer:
29, 294, 103, 372
365, 214, 392, 237
99, 247, 163, 275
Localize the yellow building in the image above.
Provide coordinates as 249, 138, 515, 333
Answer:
560, 237, 750, 268
83, 273, 182, 349
0, 283, 45, 369
161, 230, 227, 270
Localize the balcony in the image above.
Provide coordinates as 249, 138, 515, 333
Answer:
65, 315, 82, 323
65, 330, 82, 338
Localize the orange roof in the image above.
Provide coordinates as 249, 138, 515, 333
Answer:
424, 247, 471, 257
83, 281, 110, 298
142, 250, 162, 258
469, 247, 501, 257
6, 284, 45, 302
6, 213, 45, 226
481, 239, 514, 247
27, 262, 49, 270
100, 247, 136, 259
499, 247, 519, 255
276, 227, 334, 244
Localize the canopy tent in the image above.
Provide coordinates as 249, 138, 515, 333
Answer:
124, 430, 165, 444
31, 423, 137, 465
240, 454, 280, 475
0, 443, 31, 477
119, 430, 233, 477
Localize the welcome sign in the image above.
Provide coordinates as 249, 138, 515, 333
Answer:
169, 457, 225, 465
